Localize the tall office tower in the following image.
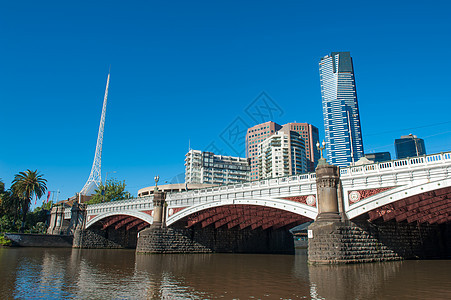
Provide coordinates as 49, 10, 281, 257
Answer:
395, 134, 426, 159
246, 121, 282, 180
257, 130, 306, 179
185, 150, 250, 185
319, 52, 364, 167
282, 123, 320, 172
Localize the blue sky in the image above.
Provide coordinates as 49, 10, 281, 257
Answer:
1, 0, 450, 204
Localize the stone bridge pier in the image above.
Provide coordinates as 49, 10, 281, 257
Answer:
308, 159, 450, 264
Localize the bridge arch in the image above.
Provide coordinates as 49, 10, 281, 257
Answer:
86, 210, 153, 229
167, 198, 316, 229
346, 178, 451, 223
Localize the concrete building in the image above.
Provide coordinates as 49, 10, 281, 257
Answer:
185, 149, 250, 185
246, 121, 319, 180
137, 183, 215, 197
395, 134, 426, 159
282, 123, 320, 172
365, 152, 391, 163
246, 121, 282, 181
257, 129, 307, 179
319, 52, 364, 167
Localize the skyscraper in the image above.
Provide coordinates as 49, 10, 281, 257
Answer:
281, 123, 320, 172
257, 130, 306, 179
319, 52, 364, 167
395, 134, 426, 159
246, 121, 282, 180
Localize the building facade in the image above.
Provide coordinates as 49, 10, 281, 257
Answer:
185, 150, 250, 185
257, 130, 307, 179
319, 51, 364, 167
395, 135, 426, 159
282, 122, 320, 172
246, 121, 282, 181
365, 152, 391, 163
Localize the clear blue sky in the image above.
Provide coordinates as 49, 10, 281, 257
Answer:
1, 0, 450, 204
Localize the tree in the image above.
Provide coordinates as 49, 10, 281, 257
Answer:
88, 178, 129, 204
11, 170, 47, 231
0, 190, 21, 229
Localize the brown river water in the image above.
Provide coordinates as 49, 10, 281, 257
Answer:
0, 247, 450, 299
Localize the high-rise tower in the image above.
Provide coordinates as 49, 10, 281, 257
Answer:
395, 134, 426, 159
80, 72, 110, 195
319, 52, 364, 167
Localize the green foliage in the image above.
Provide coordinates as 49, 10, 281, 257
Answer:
88, 178, 129, 204
11, 170, 47, 231
0, 190, 21, 225
0, 234, 12, 246
0, 215, 20, 233
30, 222, 47, 234
26, 206, 50, 231
0, 174, 51, 233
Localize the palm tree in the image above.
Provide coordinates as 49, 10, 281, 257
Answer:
11, 170, 47, 231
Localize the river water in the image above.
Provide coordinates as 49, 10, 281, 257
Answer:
0, 247, 450, 299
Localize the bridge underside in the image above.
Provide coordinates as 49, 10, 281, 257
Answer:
95, 215, 151, 231
365, 186, 451, 224
74, 215, 151, 249
172, 204, 313, 231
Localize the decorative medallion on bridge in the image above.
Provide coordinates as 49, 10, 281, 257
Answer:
349, 191, 361, 203
281, 195, 317, 207
348, 187, 394, 205
306, 195, 316, 206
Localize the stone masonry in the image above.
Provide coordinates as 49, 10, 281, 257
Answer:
308, 155, 450, 263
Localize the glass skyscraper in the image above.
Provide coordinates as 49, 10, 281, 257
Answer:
319, 52, 364, 167
394, 134, 426, 159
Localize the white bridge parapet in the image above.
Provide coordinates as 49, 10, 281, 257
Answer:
166, 173, 317, 206
67, 151, 451, 223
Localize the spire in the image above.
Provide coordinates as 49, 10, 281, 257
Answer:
80, 71, 110, 195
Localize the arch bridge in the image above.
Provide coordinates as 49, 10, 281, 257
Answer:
68, 152, 451, 234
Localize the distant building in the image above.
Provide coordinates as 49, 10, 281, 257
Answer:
257, 130, 307, 179
395, 134, 426, 159
185, 149, 250, 185
319, 51, 364, 167
246, 121, 282, 181
365, 152, 391, 163
282, 123, 320, 172
137, 183, 215, 197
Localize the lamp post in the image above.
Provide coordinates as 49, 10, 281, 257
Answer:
316, 140, 327, 166
154, 175, 160, 191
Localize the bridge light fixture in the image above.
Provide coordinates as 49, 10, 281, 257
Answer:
316, 140, 327, 165
154, 175, 160, 192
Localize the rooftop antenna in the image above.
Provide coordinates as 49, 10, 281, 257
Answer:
80, 70, 110, 195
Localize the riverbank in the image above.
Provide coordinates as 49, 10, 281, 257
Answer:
4, 233, 73, 247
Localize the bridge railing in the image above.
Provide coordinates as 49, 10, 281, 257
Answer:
165, 172, 318, 207
340, 151, 451, 177
85, 195, 154, 215
81, 151, 451, 217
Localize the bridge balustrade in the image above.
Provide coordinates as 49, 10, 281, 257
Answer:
70, 151, 451, 222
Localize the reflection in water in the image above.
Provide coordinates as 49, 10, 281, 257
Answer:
0, 247, 450, 299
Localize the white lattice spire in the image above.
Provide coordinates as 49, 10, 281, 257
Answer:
80, 72, 110, 196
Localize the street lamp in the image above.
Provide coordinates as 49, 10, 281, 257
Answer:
316, 140, 327, 166
316, 140, 326, 159
154, 175, 160, 192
